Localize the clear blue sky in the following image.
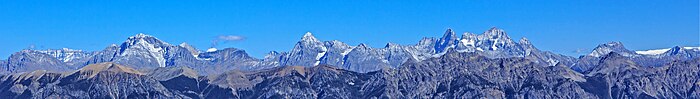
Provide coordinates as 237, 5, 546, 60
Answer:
0, 0, 698, 58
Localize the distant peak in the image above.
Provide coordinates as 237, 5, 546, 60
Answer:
603, 41, 623, 47
267, 51, 280, 55
385, 42, 401, 48
326, 40, 347, 45
488, 27, 500, 30
440, 28, 456, 39
435, 28, 458, 52
484, 27, 507, 37
461, 32, 476, 37
60, 48, 81, 51
445, 28, 454, 34
304, 32, 313, 37
301, 32, 319, 42
519, 37, 531, 45
357, 43, 369, 48
178, 42, 191, 47
589, 41, 631, 57
664, 46, 686, 55
130, 33, 153, 39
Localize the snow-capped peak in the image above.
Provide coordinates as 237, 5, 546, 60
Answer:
484, 27, 508, 38
179, 42, 200, 57
124, 33, 170, 47
588, 42, 632, 57
634, 46, 700, 56
34, 48, 90, 63
385, 42, 401, 48
519, 37, 530, 45
459, 32, 477, 47
357, 43, 370, 49
133, 33, 151, 38
301, 32, 319, 42
115, 33, 173, 67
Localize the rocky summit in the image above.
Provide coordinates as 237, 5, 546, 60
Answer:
0, 28, 698, 99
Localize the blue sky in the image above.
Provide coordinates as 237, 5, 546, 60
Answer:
0, 0, 698, 58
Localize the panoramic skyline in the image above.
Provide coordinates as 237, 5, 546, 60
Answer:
0, 0, 698, 58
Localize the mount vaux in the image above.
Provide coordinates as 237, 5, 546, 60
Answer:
0, 27, 698, 99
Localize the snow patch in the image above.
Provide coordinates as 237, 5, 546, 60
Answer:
491, 39, 499, 50
314, 47, 328, 66
340, 47, 355, 56
206, 48, 218, 52
635, 48, 671, 55
546, 58, 559, 66
460, 39, 475, 46
684, 47, 700, 50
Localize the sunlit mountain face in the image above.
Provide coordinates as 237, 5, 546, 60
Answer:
1, 28, 699, 99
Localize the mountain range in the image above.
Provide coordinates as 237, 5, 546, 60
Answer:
0, 27, 698, 99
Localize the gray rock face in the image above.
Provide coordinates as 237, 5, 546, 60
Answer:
266, 27, 574, 73
341, 43, 391, 72
0, 60, 5, 74
281, 32, 328, 67
3, 33, 267, 75
434, 29, 458, 53
2, 49, 698, 98
573, 42, 700, 73
1, 28, 579, 74
582, 52, 700, 98
4, 50, 73, 73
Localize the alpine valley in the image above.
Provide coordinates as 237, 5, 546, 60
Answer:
1, 27, 699, 99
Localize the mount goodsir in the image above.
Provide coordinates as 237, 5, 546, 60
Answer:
0, 27, 699, 99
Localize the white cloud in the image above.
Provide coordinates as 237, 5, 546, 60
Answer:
217, 35, 245, 41
211, 35, 246, 47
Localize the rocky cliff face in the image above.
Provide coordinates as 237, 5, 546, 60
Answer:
0, 28, 698, 98
2, 33, 267, 75
1, 49, 698, 98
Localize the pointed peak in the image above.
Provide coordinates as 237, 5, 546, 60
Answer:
602, 41, 623, 47
130, 33, 154, 39
178, 42, 191, 47
462, 32, 476, 36
301, 32, 319, 42
304, 32, 313, 37
385, 42, 401, 48
325, 40, 347, 45
483, 27, 507, 37
670, 46, 683, 49
435, 28, 458, 52
664, 46, 686, 55
488, 26, 503, 32
441, 28, 456, 38
445, 28, 454, 33
589, 41, 631, 57
267, 51, 280, 55
519, 37, 531, 45
123, 33, 169, 46
357, 43, 369, 48
59, 48, 81, 52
